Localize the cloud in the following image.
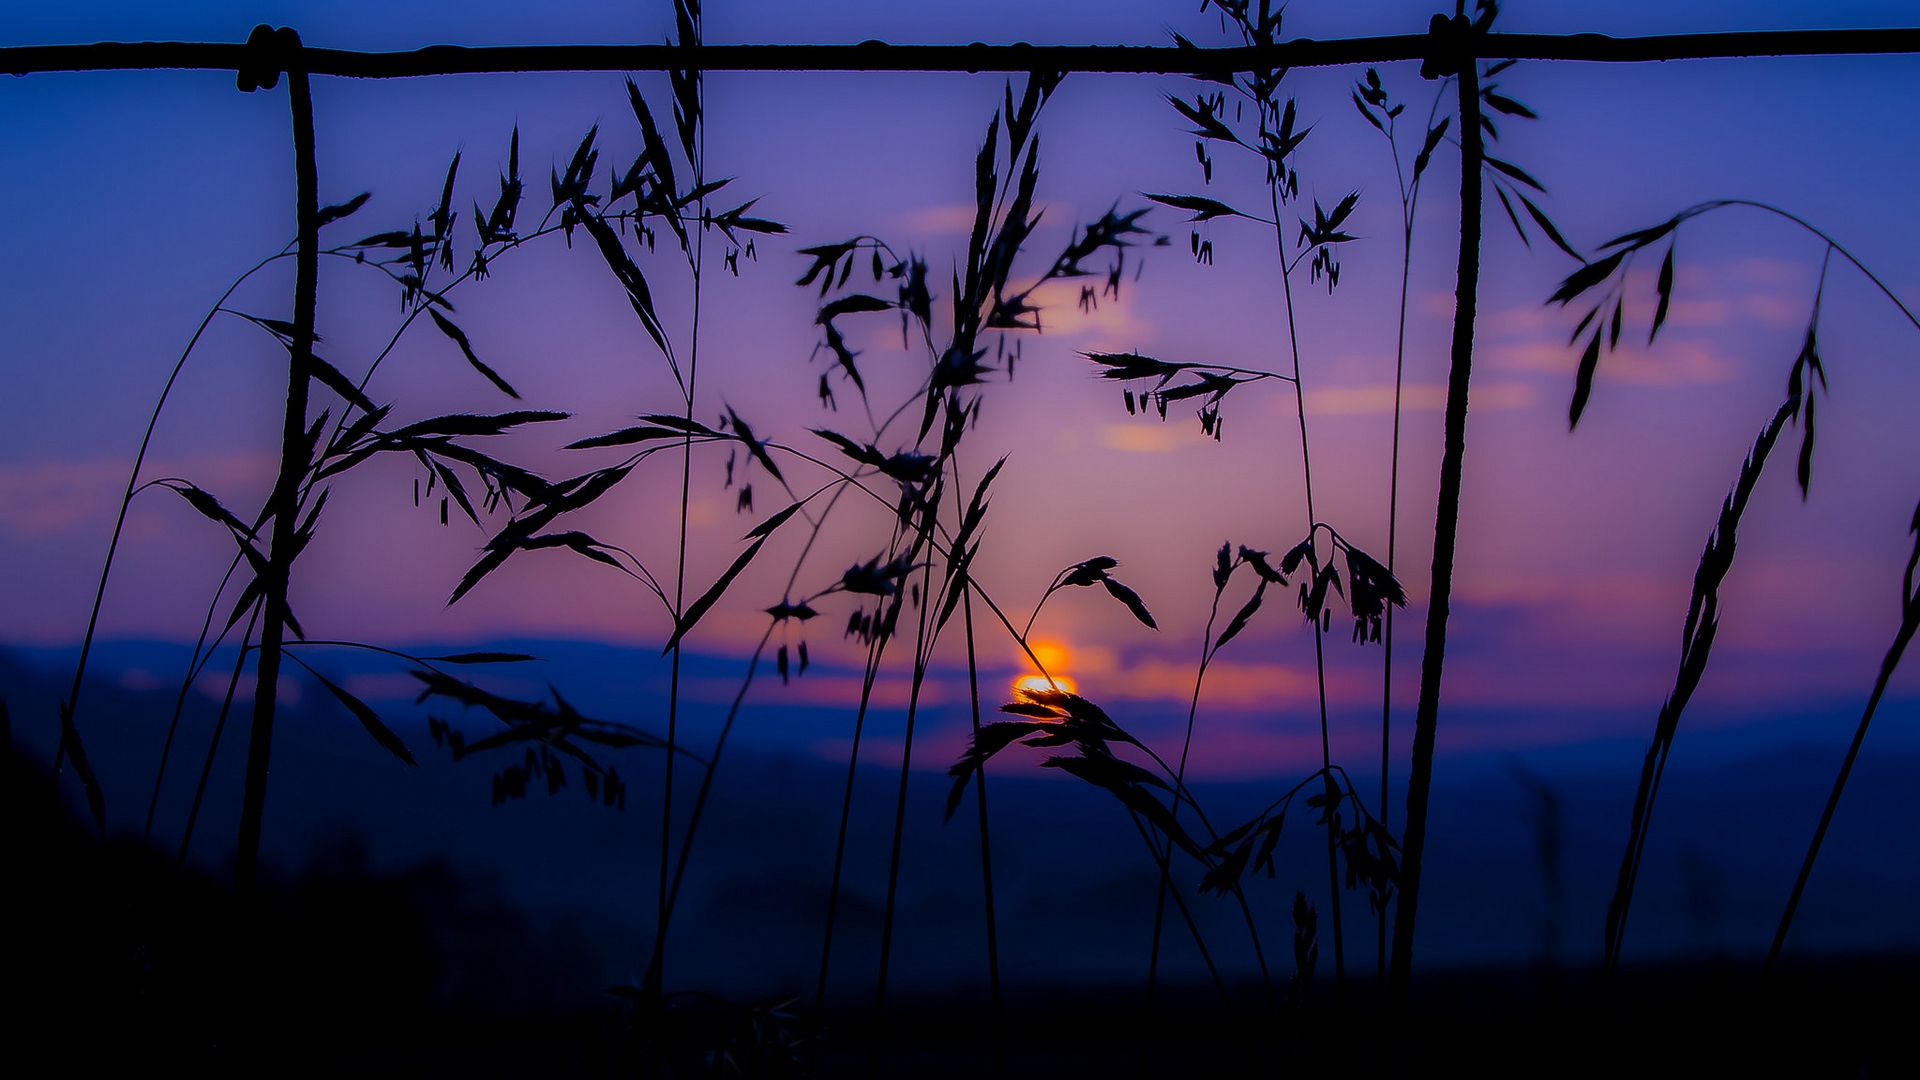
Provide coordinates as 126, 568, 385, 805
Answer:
1100, 422, 1210, 452
1301, 381, 1534, 415
1488, 337, 1738, 385
0, 454, 274, 538
1022, 279, 1155, 349
1092, 656, 1313, 708
0, 459, 124, 537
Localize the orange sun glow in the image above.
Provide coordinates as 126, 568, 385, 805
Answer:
1013, 639, 1075, 695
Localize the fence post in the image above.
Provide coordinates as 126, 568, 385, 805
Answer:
1388, 13, 1482, 1005
233, 27, 317, 898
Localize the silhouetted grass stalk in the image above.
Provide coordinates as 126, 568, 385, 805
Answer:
868, 544, 941, 1078
1146, 553, 1276, 1021
1570, 243, 1833, 990
177, 605, 260, 868
653, 0, 706, 1003
1148, 579, 1233, 1018
958, 583, 1007, 1078
1767, 504, 1920, 974
1359, 71, 1448, 996
1262, 77, 1346, 1003
56, 250, 289, 838
141, 549, 248, 846
1600, 376, 1807, 991
811, 627, 892, 1045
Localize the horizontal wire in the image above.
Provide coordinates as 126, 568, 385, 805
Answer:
3, 28, 1919, 79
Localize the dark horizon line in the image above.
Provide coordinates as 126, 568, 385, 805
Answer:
5, 27, 1920, 79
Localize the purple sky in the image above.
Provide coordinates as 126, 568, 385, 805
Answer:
3, 1, 1918, 773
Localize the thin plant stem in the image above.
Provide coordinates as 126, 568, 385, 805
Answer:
1128, 807, 1232, 1009
1765, 521, 1919, 976
1147, 583, 1278, 1022
234, 49, 317, 897
178, 605, 260, 869
1146, 588, 1226, 1023
653, 100, 707, 1003
956, 492, 1006, 1080
1602, 252, 1834, 994
1389, 48, 1482, 1006
810, 626, 892, 1052
652, 623, 772, 979
1374, 77, 1444, 999
53, 249, 288, 820
1659, 200, 1920, 334
143, 551, 247, 847
1268, 132, 1346, 996
867, 546, 940, 1080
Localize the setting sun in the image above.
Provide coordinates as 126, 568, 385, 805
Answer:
1013, 639, 1075, 695
1013, 673, 1077, 695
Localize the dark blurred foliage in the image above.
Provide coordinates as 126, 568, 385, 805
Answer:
13, 727, 1920, 1078
4, 743, 601, 1077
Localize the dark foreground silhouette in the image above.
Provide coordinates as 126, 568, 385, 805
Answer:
8, 740, 1917, 1078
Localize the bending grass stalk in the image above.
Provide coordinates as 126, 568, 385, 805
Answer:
1766, 504, 1920, 976
648, 624, 772, 992
1372, 76, 1446, 998
1129, 804, 1233, 1009
178, 604, 261, 869
655, 80, 707, 1000
1388, 51, 1482, 1006
1601, 394, 1803, 989
1601, 254, 1831, 993
868, 513, 950, 1075
956, 491, 1007, 1079
981, 575, 1245, 1007
1268, 129, 1346, 997
55, 250, 288, 837
233, 49, 318, 897
143, 552, 248, 846
1147, 586, 1230, 1024
811, 626, 893, 1052
1147, 576, 1276, 1028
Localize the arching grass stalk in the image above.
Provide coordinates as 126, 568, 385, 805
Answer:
1547, 198, 1920, 988
1146, 554, 1237, 1023
1767, 502, 1920, 975
176, 604, 260, 869
1146, 544, 1280, 1027
142, 549, 248, 847
811, 627, 894, 1053
55, 249, 290, 838
958, 584, 1006, 1079
867, 523, 943, 1080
